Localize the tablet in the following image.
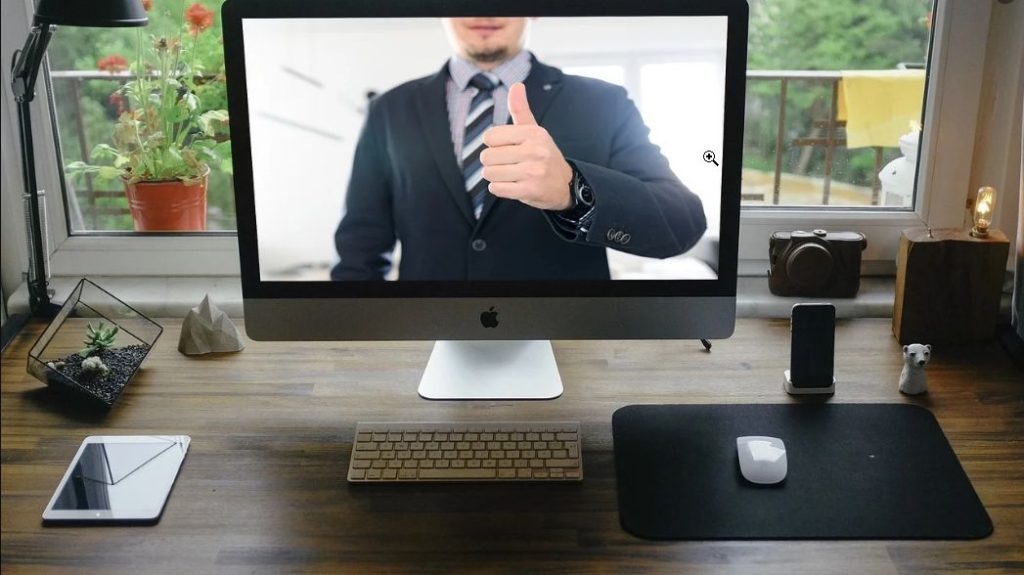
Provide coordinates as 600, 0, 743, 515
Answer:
42, 435, 190, 525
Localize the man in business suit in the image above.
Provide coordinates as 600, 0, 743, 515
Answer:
331, 17, 707, 281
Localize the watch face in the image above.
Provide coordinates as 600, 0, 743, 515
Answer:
579, 185, 594, 206
573, 172, 594, 207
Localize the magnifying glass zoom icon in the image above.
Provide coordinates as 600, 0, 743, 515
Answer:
702, 150, 719, 166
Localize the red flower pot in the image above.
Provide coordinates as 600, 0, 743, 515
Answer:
123, 171, 208, 231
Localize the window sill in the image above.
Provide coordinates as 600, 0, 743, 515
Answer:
8, 275, 901, 321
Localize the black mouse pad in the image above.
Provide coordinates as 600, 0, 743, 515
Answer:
612, 404, 992, 540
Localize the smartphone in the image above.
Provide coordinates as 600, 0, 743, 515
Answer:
42, 435, 190, 525
789, 303, 835, 388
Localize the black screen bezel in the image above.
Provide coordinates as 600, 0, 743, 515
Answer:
222, 0, 747, 300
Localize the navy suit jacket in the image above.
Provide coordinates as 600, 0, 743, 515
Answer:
331, 56, 707, 281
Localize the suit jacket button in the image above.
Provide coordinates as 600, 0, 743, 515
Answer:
471, 239, 487, 252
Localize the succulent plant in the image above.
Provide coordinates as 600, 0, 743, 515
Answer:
80, 322, 119, 357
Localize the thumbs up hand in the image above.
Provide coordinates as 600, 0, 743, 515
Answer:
481, 82, 574, 211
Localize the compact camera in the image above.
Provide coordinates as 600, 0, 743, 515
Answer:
768, 230, 866, 298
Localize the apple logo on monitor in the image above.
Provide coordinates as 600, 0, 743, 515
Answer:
480, 307, 499, 328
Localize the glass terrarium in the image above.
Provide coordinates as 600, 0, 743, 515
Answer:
27, 278, 163, 408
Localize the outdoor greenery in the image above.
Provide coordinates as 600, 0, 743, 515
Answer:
46, 0, 932, 231
744, 0, 933, 201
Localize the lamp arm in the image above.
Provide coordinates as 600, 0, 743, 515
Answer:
11, 23, 60, 317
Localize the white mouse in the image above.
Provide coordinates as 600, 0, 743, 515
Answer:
736, 436, 787, 485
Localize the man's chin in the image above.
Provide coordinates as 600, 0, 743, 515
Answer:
467, 48, 509, 64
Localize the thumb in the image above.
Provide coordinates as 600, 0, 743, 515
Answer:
507, 82, 537, 126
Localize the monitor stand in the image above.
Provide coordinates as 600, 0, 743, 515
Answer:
417, 340, 563, 400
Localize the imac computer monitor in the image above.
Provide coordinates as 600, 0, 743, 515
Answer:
223, 0, 746, 399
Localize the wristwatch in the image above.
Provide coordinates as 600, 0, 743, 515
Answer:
556, 162, 596, 231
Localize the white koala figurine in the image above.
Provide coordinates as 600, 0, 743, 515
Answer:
899, 343, 931, 395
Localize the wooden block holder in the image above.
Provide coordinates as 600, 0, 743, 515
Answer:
893, 228, 1009, 344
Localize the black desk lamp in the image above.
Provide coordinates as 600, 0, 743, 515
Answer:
11, 0, 147, 317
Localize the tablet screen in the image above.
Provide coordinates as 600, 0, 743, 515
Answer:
44, 436, 190, 522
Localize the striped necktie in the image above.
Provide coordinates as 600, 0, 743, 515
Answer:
462, 73, 498, 219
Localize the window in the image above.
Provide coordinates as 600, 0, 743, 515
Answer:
45, 0, 234, 233
0, 0, 990, 277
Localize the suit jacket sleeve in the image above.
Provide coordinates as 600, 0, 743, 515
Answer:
549, 86, 708, 260
330, 99, 396, 281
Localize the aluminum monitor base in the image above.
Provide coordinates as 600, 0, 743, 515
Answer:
418, 340, 563, 400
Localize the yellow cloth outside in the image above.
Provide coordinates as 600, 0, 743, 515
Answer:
837, 70, 926, 149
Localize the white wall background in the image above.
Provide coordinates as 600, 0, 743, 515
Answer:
242, 16, 727, 280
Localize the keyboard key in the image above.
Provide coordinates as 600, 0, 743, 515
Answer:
546, 459, 578, 468
419, 468, 496, 480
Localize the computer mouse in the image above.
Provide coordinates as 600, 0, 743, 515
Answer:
736, 436, 787, 485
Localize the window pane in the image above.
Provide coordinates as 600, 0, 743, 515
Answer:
639, 61, 725, 234
560, 64, 626, 88
743, 0, 933, 209
46, 0, 234, 232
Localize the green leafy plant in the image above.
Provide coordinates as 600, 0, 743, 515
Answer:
66, 2, 230, 185
80, 322, 120, 357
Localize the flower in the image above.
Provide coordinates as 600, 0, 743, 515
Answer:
97, 55, 128, 73
142, 0, 152, 10
185, 3, 215, 36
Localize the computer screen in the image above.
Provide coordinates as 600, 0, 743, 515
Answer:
224, 0, 745, 397
239, 15, 728, 283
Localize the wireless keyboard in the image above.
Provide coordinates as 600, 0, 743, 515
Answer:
347, 421, 582, 482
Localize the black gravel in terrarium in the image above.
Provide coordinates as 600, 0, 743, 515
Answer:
46, 344, 152, 405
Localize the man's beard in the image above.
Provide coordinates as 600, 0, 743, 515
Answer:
467, 46, 508, 64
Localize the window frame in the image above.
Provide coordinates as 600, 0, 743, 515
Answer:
1, 0, 990, 278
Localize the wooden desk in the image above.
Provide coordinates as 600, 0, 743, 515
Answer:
2, 319, 1022, 574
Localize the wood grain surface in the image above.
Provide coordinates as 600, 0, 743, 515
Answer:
2, 318, 1022, 574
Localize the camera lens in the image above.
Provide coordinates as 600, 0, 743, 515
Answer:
786, 243, 833, 291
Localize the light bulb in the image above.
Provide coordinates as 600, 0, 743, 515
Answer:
970, 186, 996, 238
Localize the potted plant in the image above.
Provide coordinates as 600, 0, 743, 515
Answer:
67, 2, 230, 231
